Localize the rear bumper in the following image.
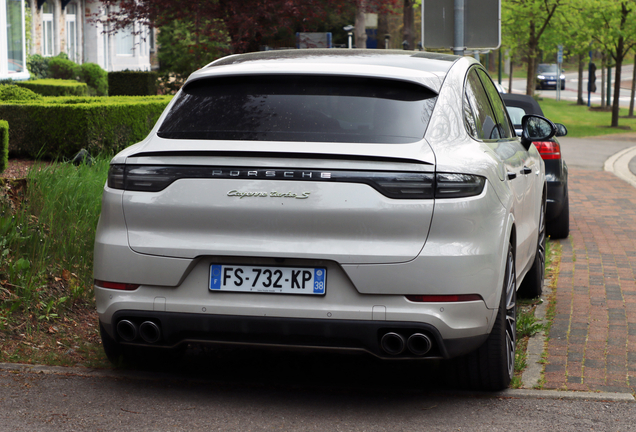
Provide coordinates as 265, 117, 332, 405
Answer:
102, 311, 489, 360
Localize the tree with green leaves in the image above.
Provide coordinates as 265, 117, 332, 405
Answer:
584, 0, 636, 127
502, 0, 566, 96
539, 0, 595, 105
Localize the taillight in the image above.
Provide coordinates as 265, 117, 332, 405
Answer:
533, 141, 561, 160
435, 173, 485, 198
107, 164, 486, 200
406, 294, 483, 302
94, 280, 140, 291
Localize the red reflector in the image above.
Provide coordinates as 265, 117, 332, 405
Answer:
94, 280, 140, 291
533, 141, 561, 160
405, 294, 483, 303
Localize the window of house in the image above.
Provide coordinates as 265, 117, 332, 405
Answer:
42, 1, 54, 56
116, 25, 134, 56
65, 2, 78, 62
6, 0, 26, 73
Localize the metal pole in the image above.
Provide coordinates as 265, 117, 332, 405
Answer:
453, 0, 464, 56
588, 51, 592, 107
421, 0, 425, 51
607, 65, 612, 106
498, 49, 502, 84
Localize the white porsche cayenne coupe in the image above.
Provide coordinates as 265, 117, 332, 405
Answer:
94, 50, 554, 391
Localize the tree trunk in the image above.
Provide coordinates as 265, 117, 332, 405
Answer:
630, 54, 636, 116
355, 3, 367, 49
525, 23, 538, 96
577, 54, 585, 105
611, 37, 625, 127
403, 0, 415, 50
508, 61, 514, 94
601, 53, 606, 108
377, 12, 389, 49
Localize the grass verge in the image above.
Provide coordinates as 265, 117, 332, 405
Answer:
510, 238, 561, 389
538, 98, 636, 138
0, 159, 110, 367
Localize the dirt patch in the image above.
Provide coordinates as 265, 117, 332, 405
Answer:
0, 159, 41, 179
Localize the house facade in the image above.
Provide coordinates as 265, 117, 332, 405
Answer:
1, 0, 154, 81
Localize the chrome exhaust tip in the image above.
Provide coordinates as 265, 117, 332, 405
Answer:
139, 321, 161, 344
116, 320, 138, 342
407, 333, 432, 356
380, 332, 406, 355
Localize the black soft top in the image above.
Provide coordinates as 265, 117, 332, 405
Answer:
501, 93, 545, 116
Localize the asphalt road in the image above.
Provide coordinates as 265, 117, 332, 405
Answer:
505, 64, 635, 108
1, 345, 635, 431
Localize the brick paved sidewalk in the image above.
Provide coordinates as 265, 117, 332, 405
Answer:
544, 169, 636, 393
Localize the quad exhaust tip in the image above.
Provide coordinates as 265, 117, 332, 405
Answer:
381, 332, 433, 356
381, 332, 406, 355
116, 320, 138, 342
139, 321, 161, 343
116, 319, 162, 344
407, 333, 432, 356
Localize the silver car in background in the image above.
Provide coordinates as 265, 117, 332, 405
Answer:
94, 50, 555, 391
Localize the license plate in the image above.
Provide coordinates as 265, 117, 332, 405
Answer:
209, 264, 326, 295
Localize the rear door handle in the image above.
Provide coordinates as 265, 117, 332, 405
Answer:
521, 166, 532, 175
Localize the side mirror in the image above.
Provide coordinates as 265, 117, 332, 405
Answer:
555, 123, 568, 137
520, 114, 557, 149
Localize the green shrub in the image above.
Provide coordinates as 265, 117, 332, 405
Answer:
48, 56, 79, 80
109, 70, 158, 96
26, 54, 49, 79
16, 79, 88, 96
0, 120, 8, 173
79, 63, 108, 96
1, 96, 172, 159
0, 84, 43, 101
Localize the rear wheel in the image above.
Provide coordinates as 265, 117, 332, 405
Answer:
518, 196, 546, 299
446, 243, 516, 391
100, 321, 124, 365
547, 189, 569, 239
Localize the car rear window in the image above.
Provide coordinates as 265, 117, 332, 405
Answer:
157, 75, 437, 144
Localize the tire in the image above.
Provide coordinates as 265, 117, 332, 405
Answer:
445, 243, 516, 391
518, 196, 546, 299
547, 189, 569, 239
100, 321, 124, 365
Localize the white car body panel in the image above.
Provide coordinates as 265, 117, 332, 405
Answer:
93, 50, 546, 366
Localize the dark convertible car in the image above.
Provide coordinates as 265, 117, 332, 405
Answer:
502, 93, 569, 239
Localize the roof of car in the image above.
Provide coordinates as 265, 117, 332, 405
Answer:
207, 49, 461, 75
501, 93, 545, 116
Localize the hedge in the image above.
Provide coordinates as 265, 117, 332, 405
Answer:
16, 79, 89, 97
109, 71, 158, 96
1, 96, 172, 159
0, 120, 8, 173
79, 63, 108, 96
0, 84, 43, 101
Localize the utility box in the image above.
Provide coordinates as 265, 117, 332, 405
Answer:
423, 0, 500, 50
